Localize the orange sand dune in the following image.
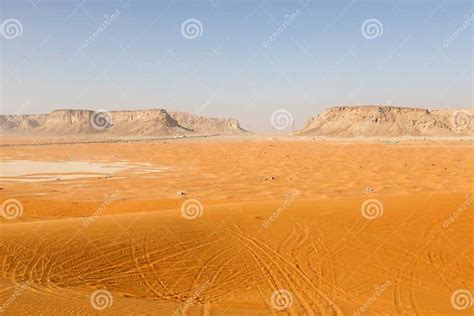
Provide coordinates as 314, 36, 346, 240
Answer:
0, 140, 473, 314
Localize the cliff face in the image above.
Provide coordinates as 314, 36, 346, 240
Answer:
0, 109, 247, 136
169, 112, 247, 134
297, 106, 473, 137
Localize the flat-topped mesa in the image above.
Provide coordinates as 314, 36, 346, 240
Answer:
327, 105, 431, 114
0, 108, 248, 136
298, 105, 473, 137
169, 111, 248, 134
109, 109, 172, 122
49, 109, 92, 120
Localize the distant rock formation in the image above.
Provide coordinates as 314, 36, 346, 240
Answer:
296, 106, 473, 137
169, 112, 247, 135
0, 109, 248, 137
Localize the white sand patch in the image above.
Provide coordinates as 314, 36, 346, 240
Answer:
0, 160, 167, 182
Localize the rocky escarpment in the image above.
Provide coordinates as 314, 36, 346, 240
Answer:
169, 112, 247, 134
297, 106, 473, 137
0, 109, 247, 137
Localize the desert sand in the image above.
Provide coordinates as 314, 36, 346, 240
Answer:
0, 138, 473, 315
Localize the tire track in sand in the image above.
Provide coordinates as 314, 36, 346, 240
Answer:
232, 225, 343, 315
232, 231, 301, 315
129, 235, 180, 301
236, 226, 343, 314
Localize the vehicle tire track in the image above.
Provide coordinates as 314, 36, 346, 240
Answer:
235, 226, 343, 315
232, 225, 340, 315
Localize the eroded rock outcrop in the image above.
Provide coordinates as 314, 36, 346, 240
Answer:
169, 112, 247, 135
0, 109, 247, 136
297, 106, 473, 137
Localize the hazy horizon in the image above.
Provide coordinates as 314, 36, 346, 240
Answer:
1, 0, 472, 131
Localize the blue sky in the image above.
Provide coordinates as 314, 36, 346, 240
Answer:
1, 0, 472, 131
